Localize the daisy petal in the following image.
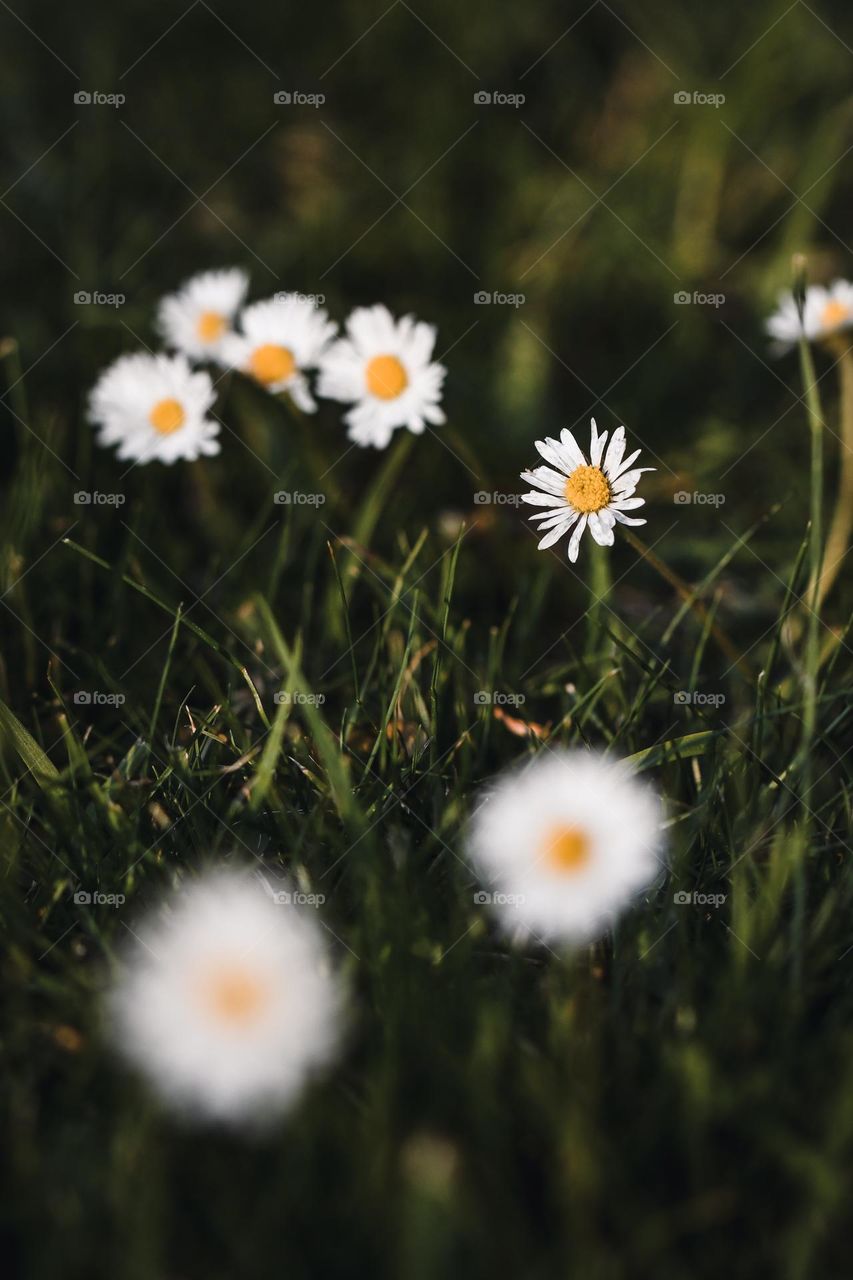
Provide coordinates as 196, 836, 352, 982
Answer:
588, 511, 616, 547
568, 515, 587, 562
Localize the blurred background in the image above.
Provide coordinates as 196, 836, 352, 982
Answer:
3, 2, 853, 1277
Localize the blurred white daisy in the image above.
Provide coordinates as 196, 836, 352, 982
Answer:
221, 296, 337, 411
766, 279, 853, 351
87, 352, 220, 465
520, 418, 652, 562
108, 869, 343, 1124
467, 750, 663, 945
156, 268, 249, 361
316, 304, 446, 448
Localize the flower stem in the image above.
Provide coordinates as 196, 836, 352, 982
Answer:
809, 339, 853, 612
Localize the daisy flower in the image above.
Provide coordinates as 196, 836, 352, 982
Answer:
87, 352, 220, 465
156, 267, 249, 362
107, 869, 343, 1124
520, 418, 652, 562
467, 750, 664, 945
766, 279, 853, 351
221, 296, 337, 411
316, 304, 446, 448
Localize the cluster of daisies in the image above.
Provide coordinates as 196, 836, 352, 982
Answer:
88, 268, 448, 464
109, 750, 662, 1124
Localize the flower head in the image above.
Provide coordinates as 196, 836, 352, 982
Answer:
87, 352, 220, 465
221, 296, 337, 411
317, 304, 446, 448
156, 268, 249, 361
766, 279, 853, 351
107, 869, 343, 1124
520, 418, 652, 562
467, 751, 664, 944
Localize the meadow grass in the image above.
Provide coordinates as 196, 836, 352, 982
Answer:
4, 0, 853, 1275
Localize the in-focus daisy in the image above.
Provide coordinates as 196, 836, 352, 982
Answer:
156, 268, 249, 361
520, 418, 652, 562
107, 869, 343, 1124
221, 296, 337, 412
87, 352, 220, 465
766, 279, 853, 351
467, 750, 664, 944
317, 304, 446, 448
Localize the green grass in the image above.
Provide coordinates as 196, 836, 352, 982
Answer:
4, 0, 853, 1275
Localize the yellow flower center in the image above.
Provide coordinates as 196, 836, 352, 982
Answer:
821, 299, 848, 330
200, 964, 269, 1026
564, 464, 611, 513
149, 397, 186, 435
542, 824, 592, 874
366, 354, 408, 400
249, 343, 296, 385
196, 310, 226, 342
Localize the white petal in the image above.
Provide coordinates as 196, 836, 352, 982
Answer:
611, 496, 646, 511
520, 465, 567, 496
558, 429, 586, 467
521, 491, 566, 507
590, 421, 608, 467
567, 515, 587, 562
588, 511, 616, 547
614, 512, 647, 526
534, 437, 566, 469
537, 518, 573, 549
611, 448, 642, 479
603, 426, 626, 478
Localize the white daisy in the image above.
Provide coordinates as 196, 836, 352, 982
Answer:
87, 352, 220, 465
221, 296, 337, 412
156, 268, 249, 361
467, 750, 664, 945
766, 279, 853, 351
107, 869, 343, 1124
520, 418, 653, 562
316, 304, 446, 448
